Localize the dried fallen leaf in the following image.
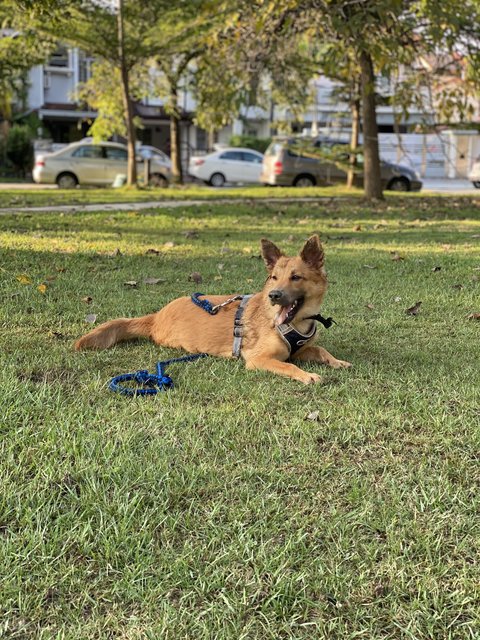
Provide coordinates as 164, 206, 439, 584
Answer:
442, 244, 451, 251
37, 284, 47, 294
394, 296, 402, 303
452, 283, 463, 290
85, 314, 97, 324
406, 301, 422, 316
214, 275, 222, 281
45, 275, 57, 282
82, 296, 93, 304
124, 280, 138, 287
111, 248, 122, 256
145, 248, 161, 255
390, 252, 404, 261
306, 410, 320, 421
16, 274, 32, 285
183, 230, 199, 239
467, 313, 480, 320
353, 224, 362, 231
144, 277, 166, 285
188, 272, 203, 284
432, 266, 441, 272
164, 241, 175, 248
366, 303, 374, 310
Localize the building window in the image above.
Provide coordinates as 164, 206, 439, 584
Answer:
196, 128, 207, 151
79, 53, 94, 83
49, 45, 69, 68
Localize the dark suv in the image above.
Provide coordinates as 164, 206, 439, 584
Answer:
261, 137, 422, 191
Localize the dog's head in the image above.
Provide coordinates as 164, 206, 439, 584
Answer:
261, 235, 327, 325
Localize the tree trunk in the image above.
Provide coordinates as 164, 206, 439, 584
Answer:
117, 0, 137, 186
169, 87, 183, 184
359, 49, 383, 199
347, 89, 360, 189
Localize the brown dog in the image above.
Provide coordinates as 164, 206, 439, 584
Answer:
75, 235, 351, 384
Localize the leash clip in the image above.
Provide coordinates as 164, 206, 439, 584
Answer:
210, 295, 243, 314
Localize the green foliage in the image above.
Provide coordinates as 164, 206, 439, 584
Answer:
0, 2, 54, 118
76, 60, 147, 141
6, 124, 33, 175
229, 134, 271, 153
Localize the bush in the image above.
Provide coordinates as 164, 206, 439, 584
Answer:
229, 134, 272, 154
6, 125, 34, 177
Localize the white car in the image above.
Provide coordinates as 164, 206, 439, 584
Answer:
33, 141, 172, 188
189, 147, 264, 186
468, 156, 480, 188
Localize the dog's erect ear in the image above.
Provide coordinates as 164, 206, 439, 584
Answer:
300, 235, 325, 269
261, 238, 284, 272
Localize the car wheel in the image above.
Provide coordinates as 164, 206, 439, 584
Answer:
473, 181, 480, 189
387, 177, 410, 192
149, 173, 168, 188
56, 172, 79, 189
293, 174, 316, 187
209, 172, 225, 187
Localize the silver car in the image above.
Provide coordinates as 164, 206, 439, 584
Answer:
33, 141, 172, 188
261, 137, 422, 191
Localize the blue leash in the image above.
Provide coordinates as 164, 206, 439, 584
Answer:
109, 294, 235, 397
109, 353, 207, 396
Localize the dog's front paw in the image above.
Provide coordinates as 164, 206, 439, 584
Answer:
328, 359, 352, 369
302, 372, 323, 384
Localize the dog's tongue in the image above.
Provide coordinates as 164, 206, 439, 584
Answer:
275, 305, 291, 325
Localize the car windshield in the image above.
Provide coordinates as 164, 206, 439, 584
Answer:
141, 148, 168, 161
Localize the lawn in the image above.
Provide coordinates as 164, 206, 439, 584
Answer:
1, 195, 479, 639
0, 184, 364, 209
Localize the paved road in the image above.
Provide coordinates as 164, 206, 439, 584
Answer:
422, 178, 476, 194
0, 179, 477, 192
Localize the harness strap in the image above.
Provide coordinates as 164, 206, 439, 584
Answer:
305, 313, 336, 329
232, 295, 253, 358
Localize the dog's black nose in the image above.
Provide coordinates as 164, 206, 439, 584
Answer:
269, 289, 283, 302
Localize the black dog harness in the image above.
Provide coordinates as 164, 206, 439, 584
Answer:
191, 293, 334, 360
276, 320, 318, 357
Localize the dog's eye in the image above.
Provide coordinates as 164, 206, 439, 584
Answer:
290, 274, 302, 281
271, 275, 278, 280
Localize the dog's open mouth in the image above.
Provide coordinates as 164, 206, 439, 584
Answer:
274, 297, 304, 325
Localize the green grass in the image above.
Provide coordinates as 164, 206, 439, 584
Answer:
0, 184, 362, 209
0, 184, 477, 210
1, 196, 479, 639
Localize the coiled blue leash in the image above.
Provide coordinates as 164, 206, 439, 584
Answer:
109, 353, 207, 396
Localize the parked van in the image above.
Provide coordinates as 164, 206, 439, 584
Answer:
261, 137, 422, 191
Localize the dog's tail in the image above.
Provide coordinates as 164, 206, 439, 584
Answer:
74, 314, 155, 351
